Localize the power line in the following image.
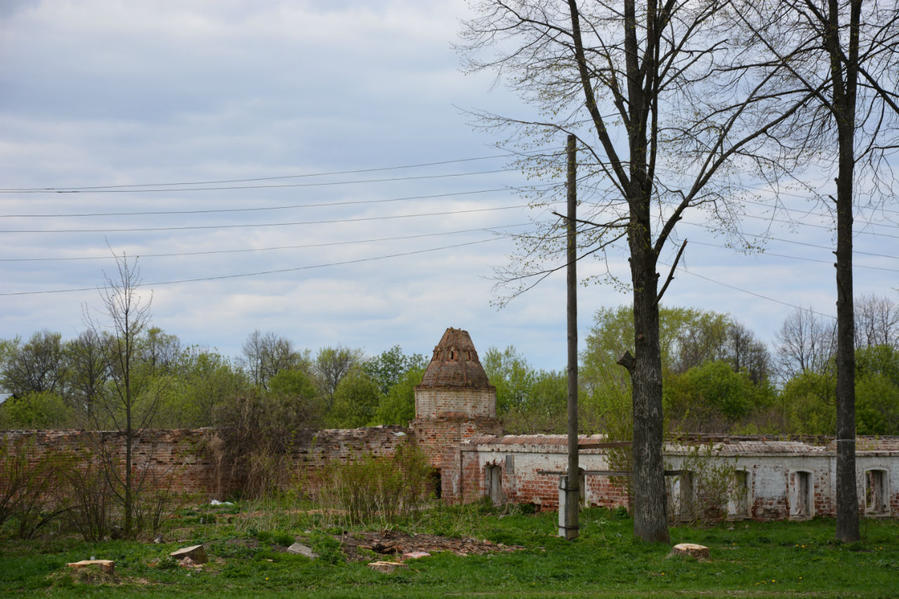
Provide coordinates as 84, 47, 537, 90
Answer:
665, 262, 837, 321
678, 221, 899, 260
0, 187, 528, 218
735, 196, 899, 231
0, 223, 531, 262
0, 203, 536, 234
0, 237, 506, 296
0, 153, 520, 192
689, 240, 899, 273
0, 167, 522, 195
687, 211, 899, 240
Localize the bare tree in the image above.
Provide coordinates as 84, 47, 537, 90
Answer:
855, 294, 899, 349
775, 307, 837, 380
137, 327, 183, 377
86, 253, 156, 538
461, 0, 812, 542
314, 346, 363, 408
723, 323, 771, 384
241, 330, 307, 390
64, 329, 110, 423
735, 0, 899, 542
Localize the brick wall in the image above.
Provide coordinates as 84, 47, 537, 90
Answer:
1, 426, 411, 499
457, 435, 630, 511
4, 426, 898, 520
414, 387, 496, 420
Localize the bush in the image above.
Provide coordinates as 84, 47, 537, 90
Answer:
668, 445, 737, 524
312, 441, 434, 527
0, 391, 73, 429
62, 458, 114, 541
212, 389, 323, 499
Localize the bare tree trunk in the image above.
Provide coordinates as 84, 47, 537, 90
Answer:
827, 0, 861, 543
627, 204, 669, 544
835, 153, 858, 541
834, 122, 859, 541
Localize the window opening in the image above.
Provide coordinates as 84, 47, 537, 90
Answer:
430, 468, 442, 499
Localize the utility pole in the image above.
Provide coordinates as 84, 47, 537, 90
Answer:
560, 133, 579, 539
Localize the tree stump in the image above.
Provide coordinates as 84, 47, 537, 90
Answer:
170, 544, 208, 564
367, 560, 406, 573
66, 560, 115, 575
670, 543, 710, 559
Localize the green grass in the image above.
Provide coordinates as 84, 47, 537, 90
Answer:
0, 502, 896, 598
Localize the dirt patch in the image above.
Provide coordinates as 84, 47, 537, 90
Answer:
337, 530, 523, 561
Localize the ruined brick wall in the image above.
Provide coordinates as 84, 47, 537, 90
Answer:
451, 435, 898, 520
663, 439, 899, 520
457, 435, 630, 511
1, 426, 411, 499
1, 429, 217, 496
410, 417, 503, 469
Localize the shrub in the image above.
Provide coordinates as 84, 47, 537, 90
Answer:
211, 390, 322, 499
62, 458, 114, 541
668, 444, 737, 524
312, 441, 434, 527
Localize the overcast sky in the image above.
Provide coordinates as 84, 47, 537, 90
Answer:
1, 1, 896, 371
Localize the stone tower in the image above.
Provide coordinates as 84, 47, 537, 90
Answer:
411, 327, 503, 500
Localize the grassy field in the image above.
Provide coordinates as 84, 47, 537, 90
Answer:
1, 500, 897, 598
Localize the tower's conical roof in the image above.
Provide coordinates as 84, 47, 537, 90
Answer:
418, 327, 492, 389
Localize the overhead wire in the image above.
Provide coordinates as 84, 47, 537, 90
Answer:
0, 203, 537, 234
0, 223, 532, 262
667, 263, 838, 321
677, 221, 899, 260
0, 152, 521, 192
0, 186, 534, 218
0, 167, 523, 195
688, 240, 899, 273
0, 236, 507, 296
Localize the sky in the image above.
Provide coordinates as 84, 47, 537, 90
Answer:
0, 1, 896, 371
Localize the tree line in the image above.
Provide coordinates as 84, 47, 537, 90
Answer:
0, 327, 428, 432
2, 294, 896, 436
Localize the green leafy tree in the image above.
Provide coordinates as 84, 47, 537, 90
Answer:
854, 345, 899, 435
781, 371, 836, 435
136, 327, 184, 378
327, 368, 382, 428
581, 306, 771, 434
364, 345, 426, 395
314, 346, 364, 408
0, 391, 72, 429
1, 331, 66, 397
482, 346, 535, 416
665, 361, 773, 431
153, 349, 249, 428
241, 330, 310, 390
506, 369, 567, 433
372, 366, 425, 426
63, 329, 109, 424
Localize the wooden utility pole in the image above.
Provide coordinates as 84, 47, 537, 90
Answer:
560, 133, 580, 539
